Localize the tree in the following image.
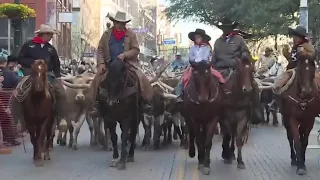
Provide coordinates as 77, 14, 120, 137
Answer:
165, 0, 299, 37
71, 28, 92, 62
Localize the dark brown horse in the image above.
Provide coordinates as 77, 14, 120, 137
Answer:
220, 57, 254, 169
97, 59, 142, 170
181, 61, 222, 175
21, 59, 55, 167
280, 56, 320, 175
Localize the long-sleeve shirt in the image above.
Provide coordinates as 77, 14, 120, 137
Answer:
265, 62, 285, 78
188, 44, 211, 62
171, 59, 187, 71
18, 40, 61, 77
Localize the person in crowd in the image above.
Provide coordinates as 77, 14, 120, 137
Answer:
2, 55, 21, 89
255, 47, 277, 76
171, 52, 187, 72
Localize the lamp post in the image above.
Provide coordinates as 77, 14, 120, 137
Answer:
12, 0, 22, 56
300, 0, 308, 32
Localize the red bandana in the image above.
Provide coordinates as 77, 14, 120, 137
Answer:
223, 31, 237, 39
112, 28, 127, 41
32, 36, 46, 44
196, 41, 212, 49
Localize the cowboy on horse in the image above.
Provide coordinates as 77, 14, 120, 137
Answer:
91, 11, 153, 103
177, 29, 225, 102
212, 19, 264, 123
13, 24, 66, 130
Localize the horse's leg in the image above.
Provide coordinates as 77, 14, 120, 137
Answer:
86, 114, 96, 147
187, 119, 196, 158
27, 124, 37, 160
181, 121, 189, 149
127, 115, 139, 162
195, 123, 204, 169
67, 119, 74, 148
221, 121, 232, 163
118, 122, 130, 170
101, 119, 112, 151
108, 120, 119, 167
264, 103, 270, 124
288, 117, 305, 175
153, 115, 162, 149
283, 117, 297, 166
162, 119, 168, 146
202, 118, 219, 175
141, 114, 152, 151
44, 118, 54, 160
34, 122, 46, 167
71, 111, 86, 150
236, 112, 249, 169
167, 121, 173, 144
299, 123, 313, 174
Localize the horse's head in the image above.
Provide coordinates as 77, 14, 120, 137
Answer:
30, 59, 49, 94
190, 60, 213, 102
235, 55, 254, 94
105, 59, 127, 104
297, 56, 316, 98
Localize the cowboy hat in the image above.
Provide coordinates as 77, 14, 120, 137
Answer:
109, 11, 131, 23
265, 47, 273, 52
217, 19, 239, 29
188, 29, 211, 41
34, 24, 58, 34
288, 26, 308, 38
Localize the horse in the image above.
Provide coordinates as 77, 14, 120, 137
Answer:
20, 60, 55, 167
260, 88, 278, 126
181, 61, 222, 175
97, 59, 142, 170
279, 56, 320, 175
220, 57, 254, 169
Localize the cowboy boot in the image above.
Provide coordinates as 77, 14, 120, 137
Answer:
251, 82, 264, 124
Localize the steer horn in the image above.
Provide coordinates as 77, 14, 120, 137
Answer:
163, 93, 177, 99
149, 60, 174, 83
62, 81, 91, 89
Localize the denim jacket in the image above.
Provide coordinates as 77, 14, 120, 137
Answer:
189, 44, 211, 63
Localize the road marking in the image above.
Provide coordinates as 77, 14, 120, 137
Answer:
177, 150, 187, 180
192, 166, 199, 180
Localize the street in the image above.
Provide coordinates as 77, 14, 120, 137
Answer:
0, 117, 320, 180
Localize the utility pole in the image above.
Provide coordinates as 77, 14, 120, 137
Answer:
300, 0, 308, 32
12, 0, 22, 56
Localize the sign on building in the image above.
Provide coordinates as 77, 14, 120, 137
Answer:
163, 39, 176, 45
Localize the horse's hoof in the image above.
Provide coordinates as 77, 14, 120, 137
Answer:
173, 134, 178, 140
224, 159, 232, 164
296, 168, 307, 175
72, 145, 78, 150
198, 163, 204, 169
142, 145, 149, 151
34, 160, 44, 167
110, 159, 119, 167
68, 143, 72, 148
117, 163, 126, 170
232, 154, 236, 160
273, 123, 278, 127
103, 146, 112, 151
201, 167, 210, 175
291, 160, 297, 166
126, 156, 134, 162
189, 147, 195, 158
237, 163, 246, 169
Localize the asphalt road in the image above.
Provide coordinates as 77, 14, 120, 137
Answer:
1, 115, 320, 180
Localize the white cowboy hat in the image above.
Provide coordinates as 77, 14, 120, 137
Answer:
34, 24, 58, 34
109, 11, 131, 23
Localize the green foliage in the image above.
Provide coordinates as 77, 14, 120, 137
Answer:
165, 0, 300, 37
0, 3, 36, 19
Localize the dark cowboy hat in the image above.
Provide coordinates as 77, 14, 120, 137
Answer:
188, 29, 211, 41
288, 26, 308, 38
7, 55, 18, 63
217, 19, 239, 29
265, 47, 273, 52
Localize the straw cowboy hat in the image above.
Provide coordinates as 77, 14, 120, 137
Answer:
188, 29, 211, 41
109, 11, 131, 23
34, 24, 58, 34
217, 19, 239, 29
288, 26, 308, 39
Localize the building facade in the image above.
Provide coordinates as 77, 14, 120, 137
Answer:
71, 0, 101, 63
1, 0, 72, 59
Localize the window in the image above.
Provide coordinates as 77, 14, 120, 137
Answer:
0, 39, 9, 59
0, 19, 8, 38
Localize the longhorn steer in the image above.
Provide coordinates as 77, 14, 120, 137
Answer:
57, 73, 95, 150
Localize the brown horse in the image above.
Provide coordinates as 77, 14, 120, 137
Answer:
21, 60, 55, 167
220, 57, 254, 169
181, 61, 222, 175
280, 56, 320, 175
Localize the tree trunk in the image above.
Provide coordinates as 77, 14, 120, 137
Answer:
274, 35, 278, 50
